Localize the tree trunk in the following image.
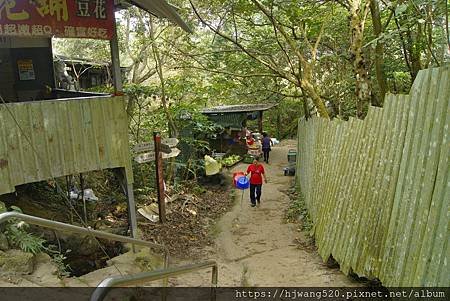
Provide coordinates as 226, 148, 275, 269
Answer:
407, 24, 423, 81
300, 80, 328, 118
349, 1, 372, 118
370, 0, 387, 105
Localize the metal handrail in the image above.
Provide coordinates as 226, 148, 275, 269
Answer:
91, 260, 218, 301
0, 212, 169, 273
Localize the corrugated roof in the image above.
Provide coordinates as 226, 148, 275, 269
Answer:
206, 112, 246, 128
54, 55, 109, 67
126, 0, 192, 33
201, 103, 277, 114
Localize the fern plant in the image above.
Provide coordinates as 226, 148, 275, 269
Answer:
1, 203, 46, 254
5, 224, 46, 254
50, 250, 72, 278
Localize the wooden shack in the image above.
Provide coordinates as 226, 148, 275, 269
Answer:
201, 103, 277, 153
0, 0, 190, 237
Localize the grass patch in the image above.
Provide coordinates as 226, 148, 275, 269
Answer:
285, 190, 313, 232
229, 189, 239, 205
209, 222, 222, 238
240, 264, 250, 287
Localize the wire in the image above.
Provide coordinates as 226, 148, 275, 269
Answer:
0, 94, 124, 277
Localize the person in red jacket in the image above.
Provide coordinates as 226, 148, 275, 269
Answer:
245, 159, 267, 207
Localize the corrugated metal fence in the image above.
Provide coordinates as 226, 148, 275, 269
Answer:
0, 96, 133, 195
296, 66, 449, 286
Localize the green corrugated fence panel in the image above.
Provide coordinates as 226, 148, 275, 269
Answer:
373, 94, 410, 276
296, 66, 449, 286
401, 67, 446, 285
344, 109, 383, 274
351, 108, 384, 274
0, 96, 133, 195
413, 67, 449, 286
361, 93, 400, 277
0, 105, 12, 193
389, 70, 430, 286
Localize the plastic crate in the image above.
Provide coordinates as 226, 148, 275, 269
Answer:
243, 154, 255, 164
287, 149, 297, 163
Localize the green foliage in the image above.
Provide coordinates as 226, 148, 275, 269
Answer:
53, 0, 449, 125
5, 224, 46, 255
53, 38, 110, 62
0, 204, 46, 254
46, 246, 72, 278
264, 99, 305, 139
286, 192, 313, 233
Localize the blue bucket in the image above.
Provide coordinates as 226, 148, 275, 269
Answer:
236, 176, 249, 190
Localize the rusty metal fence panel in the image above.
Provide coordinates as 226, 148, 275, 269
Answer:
0, 96, 133, 195
296, 66, 449, 286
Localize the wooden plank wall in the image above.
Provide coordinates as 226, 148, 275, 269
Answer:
296, 66, 449, 286
0, 96, 133, 195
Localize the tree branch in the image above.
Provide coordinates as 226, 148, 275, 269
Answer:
189, 0, 296, 84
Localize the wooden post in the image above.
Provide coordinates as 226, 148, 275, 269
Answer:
115, 168, 138, 242
80, 173, 87, 224
110, 12, 123, 94
258, 111, 263, 133
126, 182, 138, 241
154, 132, 166, 223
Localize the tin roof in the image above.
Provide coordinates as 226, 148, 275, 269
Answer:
201, 103, 277, 114
54, 55, 109, 67
126, 0, 192, 33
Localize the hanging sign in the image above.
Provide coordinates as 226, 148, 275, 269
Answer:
17, 59, 35, 80
0, 0, 114, 40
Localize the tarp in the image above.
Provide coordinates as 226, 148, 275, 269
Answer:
204, 155, 221, 176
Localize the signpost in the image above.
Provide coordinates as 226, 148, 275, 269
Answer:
161, 138, 179, 148
162, 148, 181, 159
134, 142, 171, 154
134, 152, 155, 164
134, 142, 154, 153
134, 134, 180, 223
153, 132, 166, 223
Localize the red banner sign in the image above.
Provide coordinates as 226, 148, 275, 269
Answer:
0, 0, 114, 40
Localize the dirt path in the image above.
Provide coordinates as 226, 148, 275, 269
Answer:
170, 141, 357, 287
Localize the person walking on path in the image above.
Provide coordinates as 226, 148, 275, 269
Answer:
261, 132, 273, 163
246, 159, 267, 207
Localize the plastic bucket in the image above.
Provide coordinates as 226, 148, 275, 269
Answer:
236, 176, 249, 190
233, 171, 245, 186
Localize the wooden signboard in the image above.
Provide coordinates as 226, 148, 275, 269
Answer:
161, 138, 179, 148
134, 142, 171, 154
134, 152, 155, 163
